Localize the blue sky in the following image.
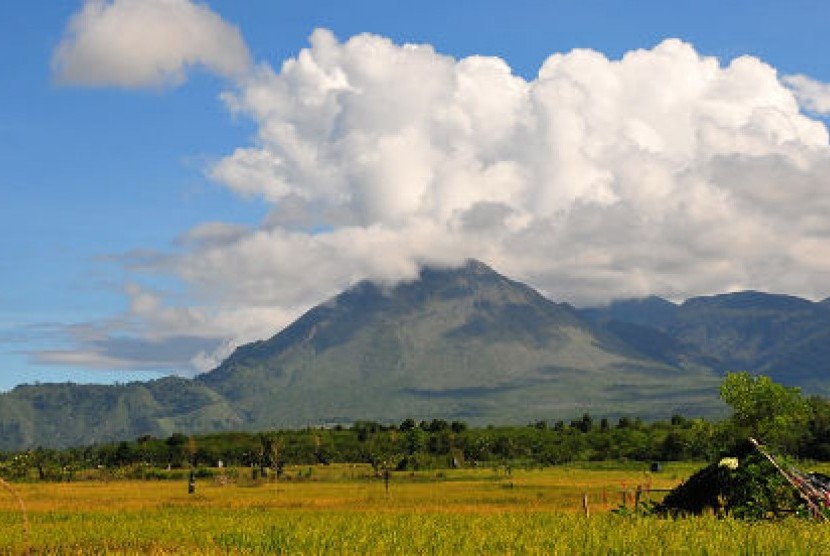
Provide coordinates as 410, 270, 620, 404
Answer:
2, 1, 830, 392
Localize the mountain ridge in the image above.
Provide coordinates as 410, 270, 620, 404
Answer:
195, 260, 710, 432
583, 289, 830, 390
1, 260, 828, 450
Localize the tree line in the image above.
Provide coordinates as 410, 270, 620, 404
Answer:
2, 372, 830, 480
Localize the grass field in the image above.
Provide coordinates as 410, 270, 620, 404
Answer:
3, 462, 830, 554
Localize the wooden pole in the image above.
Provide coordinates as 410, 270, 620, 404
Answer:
582, 493, 589, 518
750, 437, 828, 522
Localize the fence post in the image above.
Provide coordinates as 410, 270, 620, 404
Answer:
384, 468, 390, 496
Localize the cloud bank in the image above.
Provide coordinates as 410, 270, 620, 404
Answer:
205, 30, 830, 303
784, 74, 830, 115
52, 0, 251, 87
47, 24, 830, 375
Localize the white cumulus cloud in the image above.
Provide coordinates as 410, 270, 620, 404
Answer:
203, 31, 829, 307
44, 29, 830, 376
784, 73, 830, 115
52, 0, 251, 88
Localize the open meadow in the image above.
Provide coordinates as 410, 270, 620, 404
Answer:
4, 462, 830, 554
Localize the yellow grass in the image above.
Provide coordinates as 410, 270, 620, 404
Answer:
3, 464, 678, 513
1, 463, 829, 553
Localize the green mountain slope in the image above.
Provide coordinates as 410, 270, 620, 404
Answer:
0, 261, 730, 450
581, 296, 679, 330
671, 292, 830, 381
196, 260, 722, 428
0, 378, 243, 450
584, 290, 830, 393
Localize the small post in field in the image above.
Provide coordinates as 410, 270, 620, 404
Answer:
635, 485, 642, 513
582, 492, 590, 518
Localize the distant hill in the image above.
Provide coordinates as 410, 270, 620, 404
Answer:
0, 378, 244, 450
583, 290, 830, 393
3, 261, 829, 450
581, 295, 679, 330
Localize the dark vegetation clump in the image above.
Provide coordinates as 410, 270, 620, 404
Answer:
657, 440, 818, 519
656, 372, 830, 520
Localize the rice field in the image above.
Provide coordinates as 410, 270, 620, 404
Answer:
2, 463, 830, 554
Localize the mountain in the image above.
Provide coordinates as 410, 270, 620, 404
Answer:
194, 260, 720, 431
6, 261, 830, 450
581, 295, 679, 330
671, 292, 830, 390
583, 290, 830, 393
0, 378, 244, 450
579, 297, 695, 367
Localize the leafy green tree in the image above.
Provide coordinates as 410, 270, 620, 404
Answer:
405, 427, 424, 455
114, 441, 133, 467
259, 433, 285, 477
719, 371, 810, 452
450, 421, 467, 434
571, 413, 593, 433
165, 433, 189, 467
426, 419, 449, 432
803, 396, 830, 459
660, 431, 687, 460
1, 451, 33, 480
616, 416, 632, 429
670, 414, 687, 427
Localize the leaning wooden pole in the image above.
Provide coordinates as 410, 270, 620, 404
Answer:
0, 477, 30, 554
749, 437, 827, 521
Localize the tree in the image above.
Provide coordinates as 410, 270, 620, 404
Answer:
670, 414, 688, 427
165, 433, 189, 467
804, 396, 830, 459
719, 372, 810, 452
405, 427, 424, 455
571, 413, 593, 433
450, 421, 467, 434
426, 419, 449, 432
260, 433, 284, 478
114, 441, 133, 467
616, 416, 632, 429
